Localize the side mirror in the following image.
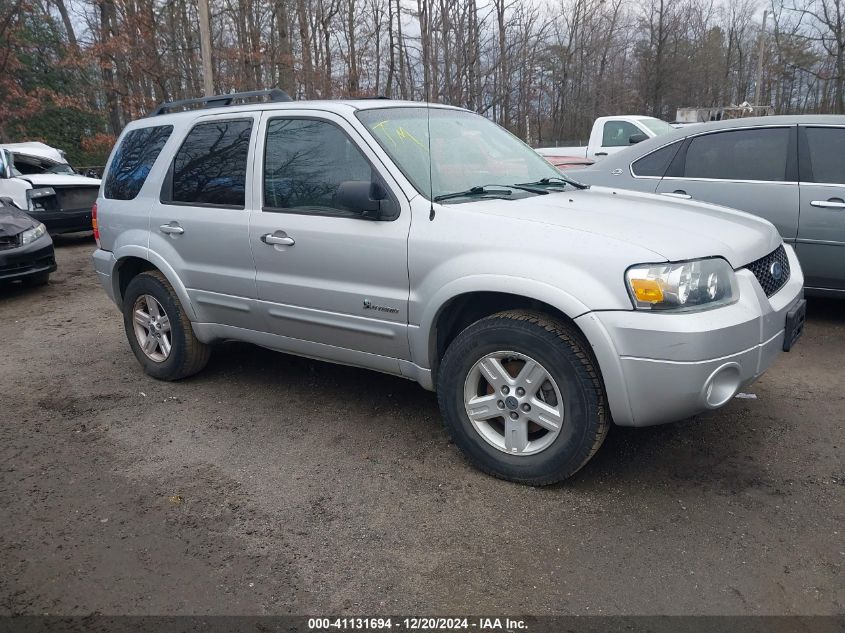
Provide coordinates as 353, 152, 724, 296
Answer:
629, 133, 649, 145
335, 180, 393, 220
0, 149, 12, 179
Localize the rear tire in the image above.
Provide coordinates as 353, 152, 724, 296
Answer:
437, 310, 609, 485
122, 270, 210, 380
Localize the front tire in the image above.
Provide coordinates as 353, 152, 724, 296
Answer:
122, 271, 210, 380
437, 310, 609, 485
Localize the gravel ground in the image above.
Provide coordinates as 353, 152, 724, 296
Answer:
1, 235, 842, 616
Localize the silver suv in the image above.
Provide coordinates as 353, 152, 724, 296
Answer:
92, 90, 806, 484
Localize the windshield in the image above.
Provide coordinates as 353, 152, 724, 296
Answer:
639, 118, 673, 137
357, 107, 564, 201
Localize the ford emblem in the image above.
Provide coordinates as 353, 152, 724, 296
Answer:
769, 260, 783, 281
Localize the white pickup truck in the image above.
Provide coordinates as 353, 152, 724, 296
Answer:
536, 115, 673, 161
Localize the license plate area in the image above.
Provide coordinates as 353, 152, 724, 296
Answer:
783, 299, 807, 352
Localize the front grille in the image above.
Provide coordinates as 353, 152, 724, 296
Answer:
745, 245, 790, 297
54, 186, 98, 212
0, 234, 20, 250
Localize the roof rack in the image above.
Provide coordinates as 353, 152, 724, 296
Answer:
148, 88, 293, 117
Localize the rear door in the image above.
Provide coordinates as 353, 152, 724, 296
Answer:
655, 125, 800, 244
796, 125, 845, 291
248, 111, 412, 361
148, 113, 259, 328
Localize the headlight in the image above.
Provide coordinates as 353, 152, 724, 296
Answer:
26, 187, 56, 211
625, 257, 738, 311
21, 223, 47, 245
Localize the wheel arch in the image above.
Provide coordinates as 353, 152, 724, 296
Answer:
418, 277, 593, 381
112, 248, 198, 321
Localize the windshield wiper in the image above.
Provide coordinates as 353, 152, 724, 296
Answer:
433, 183, 548, 202
516, 175, 589, 190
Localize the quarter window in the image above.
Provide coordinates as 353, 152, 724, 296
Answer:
168, 119, 252, 207
631, 141, 682, 177
804, 127, 845, 184
263, 118, 374, 216
684, 128, 790, 182
602, 121, 644, 147
104, 125, 172, 200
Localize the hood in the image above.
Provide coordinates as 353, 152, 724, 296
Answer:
19, 173, 101, 187
459, 186, 781, 268
0, 142, 66, 164
0, 202, 37, 237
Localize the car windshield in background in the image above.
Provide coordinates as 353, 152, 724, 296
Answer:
356, 107, 565, 202
639, 118, 673, 136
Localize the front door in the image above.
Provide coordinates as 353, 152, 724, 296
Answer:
797, 125, 845, 291
249, 111, 411, 361
147, 114, 259, 328
655, 125, 800, 245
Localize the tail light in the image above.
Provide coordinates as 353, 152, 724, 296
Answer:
92, 202, 100, 246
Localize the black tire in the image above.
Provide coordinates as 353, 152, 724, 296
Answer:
437, 310, 609, 485
122, 270, 210, 380
24, 272, 50, 286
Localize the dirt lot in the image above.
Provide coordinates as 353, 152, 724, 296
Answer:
1, 235, 843, 617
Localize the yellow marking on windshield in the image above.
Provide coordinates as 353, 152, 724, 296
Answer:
372, 120, 397, 148
395, 127, 428, 151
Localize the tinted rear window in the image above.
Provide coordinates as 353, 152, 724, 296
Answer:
683, 128, 790, 182
805, 127, 845, 184
168, 119, 252, 207
104, 125, 173, 200
632, 141, 682, 177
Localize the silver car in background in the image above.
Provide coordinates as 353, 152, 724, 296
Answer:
574, 115, 845, 297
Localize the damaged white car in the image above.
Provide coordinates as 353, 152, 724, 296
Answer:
0, 142, 100, 234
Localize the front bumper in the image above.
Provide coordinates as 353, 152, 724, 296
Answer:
29, 208, 93, 234
0, 236, 56, 282
576, 244, 805, 427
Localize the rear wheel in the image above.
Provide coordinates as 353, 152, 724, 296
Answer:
437, 310, 609, 485
122, 271, 210, 380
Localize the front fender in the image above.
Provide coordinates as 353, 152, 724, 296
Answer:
411, 274, 594, 370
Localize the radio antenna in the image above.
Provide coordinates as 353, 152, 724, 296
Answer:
426, 96, 435, 221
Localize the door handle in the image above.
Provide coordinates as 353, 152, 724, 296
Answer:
159, 223, 184, 235
661, 190, 691, 200
594, 152, 608, 157
810, 199, 845, 209
261, 232, 295, 246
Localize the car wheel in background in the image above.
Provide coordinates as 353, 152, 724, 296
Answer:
437, 310, 609, 485
122, 270, 210, 380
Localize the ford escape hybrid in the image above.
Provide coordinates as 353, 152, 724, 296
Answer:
92, 90, 806, 484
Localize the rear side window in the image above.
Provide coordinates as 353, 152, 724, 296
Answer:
632, 141, 682, 177
167, 119, 252, 207
104, 125, 172, 200
684, 128, 790, 182
804, 127, 845, 184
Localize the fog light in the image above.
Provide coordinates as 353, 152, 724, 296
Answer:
703, 363, 741, 408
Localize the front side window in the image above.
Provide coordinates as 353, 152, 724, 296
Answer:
684, 128, 790, 182
602, 121, 644, 147
639, 118, 673, 137
631, 141, 683, 177
263, 118, 373, 216
357, 107, 561, 200
804, 127, 845, 184
169, 119, 252, 207
104, 125, 173, 200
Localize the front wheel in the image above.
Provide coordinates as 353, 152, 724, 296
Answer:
122, 270, 210, 380
437, 310, 609, 485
